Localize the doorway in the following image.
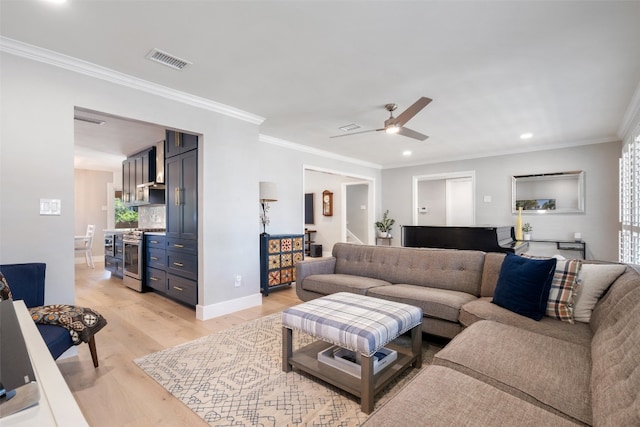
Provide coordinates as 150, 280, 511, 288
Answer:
412, 171, 475, 226
303, 166, 375, 255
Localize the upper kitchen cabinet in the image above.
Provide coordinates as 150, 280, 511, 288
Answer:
122, 145, 165, 206
166, 130, 198, 158
166, 133, 198, 240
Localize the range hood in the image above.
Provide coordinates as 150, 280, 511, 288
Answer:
130, 141, 166, 206
136, 141, 165, 189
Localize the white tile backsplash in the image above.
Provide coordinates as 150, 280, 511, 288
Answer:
138, 205, 166, 229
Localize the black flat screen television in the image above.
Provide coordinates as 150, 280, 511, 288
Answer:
0, 299, 40, 418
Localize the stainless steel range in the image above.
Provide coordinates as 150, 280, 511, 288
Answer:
123, 228, 165, 292
122, 230, 144, 291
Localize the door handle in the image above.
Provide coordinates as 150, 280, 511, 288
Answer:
175, 188, 180, 205
173, 262, 184, 267
150, 240, 159, 244
175, 132, 181, 148
173, 286, 184, 291
150, 277, 158, 281
173, 244, 184, 248
150, 256, 159, 261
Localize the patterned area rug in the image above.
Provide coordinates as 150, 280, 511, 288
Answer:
135, 313, 441, 427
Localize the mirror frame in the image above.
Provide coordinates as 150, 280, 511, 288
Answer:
512, 171, 585, 214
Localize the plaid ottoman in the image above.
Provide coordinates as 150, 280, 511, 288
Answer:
282, 292, 423, 413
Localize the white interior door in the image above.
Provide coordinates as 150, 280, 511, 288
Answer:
446, 178, 474, 225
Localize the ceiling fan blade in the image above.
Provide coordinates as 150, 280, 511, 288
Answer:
393, 97, 432, 127
397, 127, 429, 141
329, 129, 383, 138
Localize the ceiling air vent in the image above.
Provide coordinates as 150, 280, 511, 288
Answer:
338, 123, 361, 132
145, 48, 192, 71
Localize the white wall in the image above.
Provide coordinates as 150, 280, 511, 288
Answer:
0, 52, 382, 314
346, 183, 369, 243
74, 169, 112, 259
383, 142, 621, 261
417, 180, 446, 225
302, 169, 374, 256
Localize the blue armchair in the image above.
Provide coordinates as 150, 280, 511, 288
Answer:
0, 263, 102, 367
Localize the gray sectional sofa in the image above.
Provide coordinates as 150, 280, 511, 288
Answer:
295, 243, 639, 426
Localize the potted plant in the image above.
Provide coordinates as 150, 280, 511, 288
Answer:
522, 223, 533, 241
375, 210, 395, 238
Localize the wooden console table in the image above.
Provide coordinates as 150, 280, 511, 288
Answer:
304, 229, 316, 256
527, 240, 586, 259
376, 236, 392, 246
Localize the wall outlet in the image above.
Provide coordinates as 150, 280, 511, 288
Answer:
234, 275, 242, 287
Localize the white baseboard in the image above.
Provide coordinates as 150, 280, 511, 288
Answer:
196, 293, 263, 321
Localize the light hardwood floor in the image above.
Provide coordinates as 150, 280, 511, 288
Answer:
58, 263, 302, 426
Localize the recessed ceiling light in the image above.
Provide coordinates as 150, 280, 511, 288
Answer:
402, 150, 412, 156
520, 133, 533, 140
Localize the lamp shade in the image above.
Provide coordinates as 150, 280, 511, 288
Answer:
259, 182, 278, 202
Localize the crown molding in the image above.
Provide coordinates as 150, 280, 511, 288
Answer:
259, 134, 382, 170
383, 136, 620, 169
0, 36, 265, 126
618, 80, 640, 142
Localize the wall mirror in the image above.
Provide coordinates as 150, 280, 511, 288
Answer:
512, 171, 585, 214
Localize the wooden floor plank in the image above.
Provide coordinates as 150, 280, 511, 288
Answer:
57, 263, 301, 426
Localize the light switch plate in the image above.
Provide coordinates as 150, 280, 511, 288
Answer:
40, 198, 61, 215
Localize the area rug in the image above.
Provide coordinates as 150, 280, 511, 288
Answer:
134, 312, 441, 427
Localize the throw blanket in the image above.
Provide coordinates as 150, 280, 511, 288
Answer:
30, 304, 107, 345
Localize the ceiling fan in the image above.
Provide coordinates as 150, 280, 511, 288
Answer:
331, 96, 432, 141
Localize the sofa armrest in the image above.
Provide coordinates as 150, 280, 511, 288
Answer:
296, 257, 337, 285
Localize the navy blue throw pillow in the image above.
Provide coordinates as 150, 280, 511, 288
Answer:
492, 253, 557, 321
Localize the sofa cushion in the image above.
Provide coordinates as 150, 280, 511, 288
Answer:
362, 366, 580, 427
492, 253, 556, 320
573, 263, 626, 323
301, 273, 389, 296
332, 243, 485, 296
367, 284, 476, 323
459, 298, 593, 347
433, 320, 592, 425
479, 252, 506, 297
546, 259, 582, 323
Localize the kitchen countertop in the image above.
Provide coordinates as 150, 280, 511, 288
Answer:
144, 231, 166, 236
103, 229, 132, 233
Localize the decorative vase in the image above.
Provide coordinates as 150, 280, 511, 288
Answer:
524, 232, 531, 241
515, 207, 524, 241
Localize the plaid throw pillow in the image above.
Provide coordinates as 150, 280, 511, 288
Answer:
546, 259, 583, 323
0, 272, 13, 301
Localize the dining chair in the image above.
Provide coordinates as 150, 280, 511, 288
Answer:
75, 224, 95, 269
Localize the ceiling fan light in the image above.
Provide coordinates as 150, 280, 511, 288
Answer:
385, 125, 400, 134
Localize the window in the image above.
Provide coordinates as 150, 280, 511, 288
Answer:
619, 124, 640, 263
115, 190, 138, 228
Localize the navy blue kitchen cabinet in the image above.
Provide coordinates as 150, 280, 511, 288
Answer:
166, 147, 197, 240
166, 130, 198, 158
